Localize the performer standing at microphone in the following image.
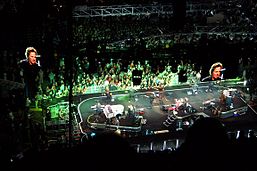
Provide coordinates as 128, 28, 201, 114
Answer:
20, 47, 41, 102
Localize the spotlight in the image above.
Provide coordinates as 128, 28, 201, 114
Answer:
90, 132, 96, 137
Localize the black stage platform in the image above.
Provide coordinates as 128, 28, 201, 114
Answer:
73, 81, 257, 137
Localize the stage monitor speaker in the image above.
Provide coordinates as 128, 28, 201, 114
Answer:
178, 69, 187, 83
132, 70, 143, 86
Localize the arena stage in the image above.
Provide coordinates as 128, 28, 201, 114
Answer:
74, 80, 257, 137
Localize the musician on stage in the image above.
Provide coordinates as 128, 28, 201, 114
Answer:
151, 82, 167, 105
105, 86, 112, 102
157, 82, 165, 100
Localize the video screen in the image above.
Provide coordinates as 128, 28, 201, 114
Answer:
200, 60, 236, 82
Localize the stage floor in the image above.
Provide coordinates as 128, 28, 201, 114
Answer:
76, 83, 257, 137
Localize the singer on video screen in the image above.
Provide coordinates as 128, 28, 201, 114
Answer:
201, 62, 225, 82
19, 47, 41, 102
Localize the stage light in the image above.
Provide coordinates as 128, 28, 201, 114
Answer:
90, 132, 96, 137
236, 130, 240, 139
229, 34, 234, 40
243, 80, 247, 86
114, 129, 121, 135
